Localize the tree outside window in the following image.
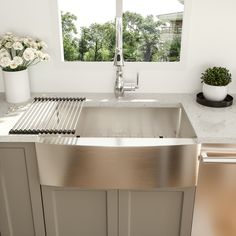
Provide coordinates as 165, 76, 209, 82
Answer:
59, 0, 184, 62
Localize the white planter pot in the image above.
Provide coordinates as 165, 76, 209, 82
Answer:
2, 69, 31, 104
202, 83, 228, 102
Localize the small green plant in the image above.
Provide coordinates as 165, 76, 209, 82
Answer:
201, 67, 232, 86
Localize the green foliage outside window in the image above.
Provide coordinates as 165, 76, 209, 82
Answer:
61, 11, 181, 62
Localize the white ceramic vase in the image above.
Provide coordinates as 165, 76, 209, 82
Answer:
2, 69, 31, 104
202, 82, 228, 102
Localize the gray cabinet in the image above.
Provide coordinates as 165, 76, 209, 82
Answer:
42, 187, 195, 236
119, 189, 195, 236
0, 143, 196, 236
42, 187, 118, 236
0, 143, 45, 236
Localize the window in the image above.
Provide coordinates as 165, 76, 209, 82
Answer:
58, 0, 185, 62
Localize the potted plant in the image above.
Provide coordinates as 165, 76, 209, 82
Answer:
0, 32, 50, 104
201, 66, 232, 102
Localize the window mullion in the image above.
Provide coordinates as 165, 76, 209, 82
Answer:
116, 0, 123, 17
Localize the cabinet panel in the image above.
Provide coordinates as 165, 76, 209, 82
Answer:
42, 187, 118, 236
119, 189, 195, 236
0, 148, 35, 236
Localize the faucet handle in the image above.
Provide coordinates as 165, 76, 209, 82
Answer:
123, 72, 140, 92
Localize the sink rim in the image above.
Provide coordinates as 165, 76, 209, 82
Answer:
38, 136, 198, 147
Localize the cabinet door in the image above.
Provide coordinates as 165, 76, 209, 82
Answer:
119, 188, 195, 236
42, 187, 118, 236
0, 147, 35, 236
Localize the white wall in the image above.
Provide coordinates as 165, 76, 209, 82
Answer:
0, 0, 236, 94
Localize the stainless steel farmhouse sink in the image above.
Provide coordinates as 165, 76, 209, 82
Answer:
36, 105, 200, 190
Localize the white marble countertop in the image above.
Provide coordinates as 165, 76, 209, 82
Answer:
0, 93, 236, 143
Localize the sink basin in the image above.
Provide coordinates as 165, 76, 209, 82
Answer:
75, 106, 196, 138
36, 104, 200, 189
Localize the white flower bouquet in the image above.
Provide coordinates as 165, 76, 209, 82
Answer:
0, 32, 50, 72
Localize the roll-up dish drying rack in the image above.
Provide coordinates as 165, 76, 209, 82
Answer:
9, 97, 86, 135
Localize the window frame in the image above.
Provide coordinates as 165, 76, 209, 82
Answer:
50, 0, 191, 70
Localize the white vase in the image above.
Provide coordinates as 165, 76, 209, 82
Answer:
202, 82, 228, 102
2, 69, 31, 104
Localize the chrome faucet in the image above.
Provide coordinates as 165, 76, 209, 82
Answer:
114, 17, 139, 98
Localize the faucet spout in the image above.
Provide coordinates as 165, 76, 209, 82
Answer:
114, 16, 139, 98
114, 17, 124, 67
